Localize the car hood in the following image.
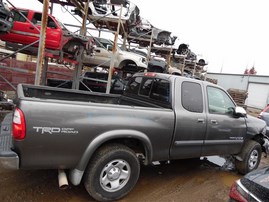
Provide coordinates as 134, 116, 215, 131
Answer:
246, 114, 267, 136
119, 50, 145, 59
244, 166, 269, 188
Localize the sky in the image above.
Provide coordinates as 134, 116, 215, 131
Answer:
6, 0, 269, 76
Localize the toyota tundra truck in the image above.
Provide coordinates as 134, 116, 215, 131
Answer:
0, 73, 267, 201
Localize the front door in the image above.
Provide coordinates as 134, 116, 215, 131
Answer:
202, 86, 246, 156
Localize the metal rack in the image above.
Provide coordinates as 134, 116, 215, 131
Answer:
0, 0, 207, 96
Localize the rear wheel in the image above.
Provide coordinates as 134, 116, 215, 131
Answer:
235, 140, 261, 174
84, 144, 140, 201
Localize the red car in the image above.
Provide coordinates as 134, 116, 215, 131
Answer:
0, 8, 92, 60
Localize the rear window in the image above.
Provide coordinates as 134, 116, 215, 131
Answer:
125, 76, 170, 107
181, 81, 203, 113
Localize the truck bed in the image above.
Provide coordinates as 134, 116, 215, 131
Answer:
18, 84, 163, 108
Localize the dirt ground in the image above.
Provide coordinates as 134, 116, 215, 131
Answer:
0, 156, 269, 202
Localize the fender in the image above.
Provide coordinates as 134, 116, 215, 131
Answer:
245, 115, 267, 138
69, 129, 153, 186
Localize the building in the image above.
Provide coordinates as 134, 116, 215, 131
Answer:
207, 72, 269, 110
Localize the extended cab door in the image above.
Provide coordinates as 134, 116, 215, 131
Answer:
31, 12, 61, 50
170, 79, 207, 159
90, 38, 112, 67
201, 85, 246, 156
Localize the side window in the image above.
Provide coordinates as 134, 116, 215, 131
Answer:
150, 79, 170, 103
125, 76, 142, 95
139, 78, 153, 96
207, 86, 235, 114
32, 13, 41, 24
13, 10, 28, 22
181, 82, 203, 113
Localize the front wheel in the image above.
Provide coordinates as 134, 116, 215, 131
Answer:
84, 144, 140, 201
235, 140, 262, 174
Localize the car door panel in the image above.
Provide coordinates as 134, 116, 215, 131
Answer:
170, 80, 207, 159
202, 86, 245, 156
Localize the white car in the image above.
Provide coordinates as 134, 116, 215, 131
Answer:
82, 37, 147, 72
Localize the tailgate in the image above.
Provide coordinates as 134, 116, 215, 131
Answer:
0, 112, 19, 170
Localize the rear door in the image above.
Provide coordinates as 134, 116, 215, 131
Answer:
31, 12, 61, 49
170, 79, 207, 159
202, 85, 246, 156
90, 38, 112, 67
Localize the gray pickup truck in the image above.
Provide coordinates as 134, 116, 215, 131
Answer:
0, 72, 268, 201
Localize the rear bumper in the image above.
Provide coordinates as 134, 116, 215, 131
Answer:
0, 150, 19, 170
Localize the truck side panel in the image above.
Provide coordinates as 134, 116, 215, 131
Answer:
15, 99, 175, 169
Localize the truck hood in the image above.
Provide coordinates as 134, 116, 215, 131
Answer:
246, 114, 267, 136
62, 30, 90, 42
119, 50, 145, 59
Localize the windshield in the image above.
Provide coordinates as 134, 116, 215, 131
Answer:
94, 37, 122, 51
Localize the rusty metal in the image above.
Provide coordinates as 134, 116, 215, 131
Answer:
0, 65, 36, 74
145, 28, 155, 71
80, 0, 89, 36
106, 4, 123, 94
41, 57, 49, 85
34, 0, 50, 85
0, 73, 16, 90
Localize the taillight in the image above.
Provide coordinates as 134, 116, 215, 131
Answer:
229, 181, 248, 202
12, 107, 26, 140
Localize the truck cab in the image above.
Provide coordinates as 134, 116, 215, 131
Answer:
0, 8, 92, 59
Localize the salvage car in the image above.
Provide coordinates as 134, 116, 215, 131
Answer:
258, 105, 269, 136
72, 0, 139, 32
82, 37, 147, 72
0, 73, 268, 201
73, 0, 176, 46
0, 8, 92, 60
229, 166, 269, 202
0, 0, 13, 34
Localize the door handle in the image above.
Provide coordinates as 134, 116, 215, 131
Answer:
211, 120, 218, 124
197, 118, 205, 123
95, 49, 101, 53
30, 27, 34, 30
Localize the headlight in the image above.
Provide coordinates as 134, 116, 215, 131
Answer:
141, 57, 146, 63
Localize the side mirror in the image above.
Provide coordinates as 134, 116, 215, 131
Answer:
107, 45, 113, 51
234, 106, 247, 117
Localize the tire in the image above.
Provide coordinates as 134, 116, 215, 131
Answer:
84, 144, 140, 201
235, 140, 262, 174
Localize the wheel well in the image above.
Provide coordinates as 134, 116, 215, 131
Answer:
119, 60, 137, 69
96, 138, 147, 163
252, 134, 265, 146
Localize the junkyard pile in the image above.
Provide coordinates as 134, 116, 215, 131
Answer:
227, 88, 248, 107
